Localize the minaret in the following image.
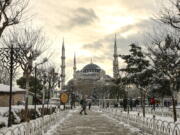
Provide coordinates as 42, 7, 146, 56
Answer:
73, 53, 76, 78
113, 34, 119, 80
61, 39, 65, 90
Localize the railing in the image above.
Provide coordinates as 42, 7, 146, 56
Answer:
135, 106, 180, 118
0, 110, 67, 135
99, 107, 180, 135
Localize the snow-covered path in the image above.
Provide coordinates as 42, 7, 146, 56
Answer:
46, 107, 140, 135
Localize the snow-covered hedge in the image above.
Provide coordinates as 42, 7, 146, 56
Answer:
0, 105, 58, 128
0, 106, 69, 135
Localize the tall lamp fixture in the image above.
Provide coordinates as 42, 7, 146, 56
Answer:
34, 58, 48, 112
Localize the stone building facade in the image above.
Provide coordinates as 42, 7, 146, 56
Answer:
67, 35, 120, 98
0, 84, 26, 107
67, 62, 113, 97
0, 92, 26, 107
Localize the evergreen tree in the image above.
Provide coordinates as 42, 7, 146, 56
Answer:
148, 34, 180, 122
120, 43, 153, 117
149, 73, 171, 99
17, 76, 43, 95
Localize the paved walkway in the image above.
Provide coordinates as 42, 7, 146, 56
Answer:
47, 108, 140, 135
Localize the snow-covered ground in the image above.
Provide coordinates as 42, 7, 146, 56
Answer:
130, 107, 180, 122
101, 112, 150, 135
1, 106, 179, 135
0, 105, 58, 128
45, 106, 144, 135
108, 106, 180, 122
118, 110, 180, 123
0, 84, 25, 93
100, 107, 180, 135
0, 105, 69, 135
45, 108, 79, 135
92, 106, 146, 134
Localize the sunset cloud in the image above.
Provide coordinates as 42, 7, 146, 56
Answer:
56, 8, 99, 31
28, 0, 160, 81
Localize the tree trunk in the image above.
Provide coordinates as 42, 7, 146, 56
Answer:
25, 72, 30, 122
170, 83, 177, 122
140, 90, 143, 106
142, 92, 146, 117
172, 95, 177, 122
117, 90, 119, 101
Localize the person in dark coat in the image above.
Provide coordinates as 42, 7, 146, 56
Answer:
80, 95, 87, 115
88, 99, 92, 110
106, 102, 109, 108
70, 93, 76, 109
129, 98, 133, 111
150, 97, 155, 111
123, 98, 127, 111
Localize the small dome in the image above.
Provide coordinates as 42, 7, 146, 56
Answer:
82, 63, 101, 73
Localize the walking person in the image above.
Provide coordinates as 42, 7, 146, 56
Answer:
129, 97, 133, 111
88, 99, 92, 110
123, 98, 127, 111
106, 102, 109, 108
150, 97, 155, 111
70, 93, 76, 109
80, 95, 87, 115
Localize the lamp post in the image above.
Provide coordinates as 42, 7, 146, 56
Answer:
49, 68, 59, 113
40, 72, 47, 134
34, 58, 48, 112
47, 67, 54, 109
42, 72, 47, 118
9, 45, 13, 127
34, 66, 37, 111
127, 85, 129, 114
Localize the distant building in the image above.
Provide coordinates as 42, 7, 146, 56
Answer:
0, 84, 34, 107
60, 39, 66, 90
113, 34, 119, 80
67, 60, 113, 98
67, 35, 120, 98
0, 84, 26, 107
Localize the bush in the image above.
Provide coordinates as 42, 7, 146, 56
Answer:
0, 106, 58, 129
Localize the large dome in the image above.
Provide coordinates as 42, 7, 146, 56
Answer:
82, 63, 101, 73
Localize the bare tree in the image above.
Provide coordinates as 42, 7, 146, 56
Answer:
36, 65, 60, 108
2, 26, 47, 121
0, 0, 29, 37
0, 61, 20, 84
159, 0, 180, 30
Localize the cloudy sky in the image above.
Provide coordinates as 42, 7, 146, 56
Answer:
29, 0, 161, 81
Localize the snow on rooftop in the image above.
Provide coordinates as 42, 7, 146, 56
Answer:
0, 84, 25, 93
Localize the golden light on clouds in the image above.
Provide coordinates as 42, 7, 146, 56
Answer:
28, 0, 158, 81
100, 16, 136, 34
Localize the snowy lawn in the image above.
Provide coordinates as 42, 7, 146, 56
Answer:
0, 106, 70, 135
102, 107, 180, 135
0, 105, 58, 128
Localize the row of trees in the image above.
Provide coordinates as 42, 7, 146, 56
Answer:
116, 0, 180, 122
16, 67, 60, 102
0, 0, 60, 123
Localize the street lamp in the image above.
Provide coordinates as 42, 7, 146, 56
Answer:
34, 58, 48, 112
126, 85, 129, 114
47, 67, 54, 108
40, 72, 47, 134
42, 72, 47, 118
